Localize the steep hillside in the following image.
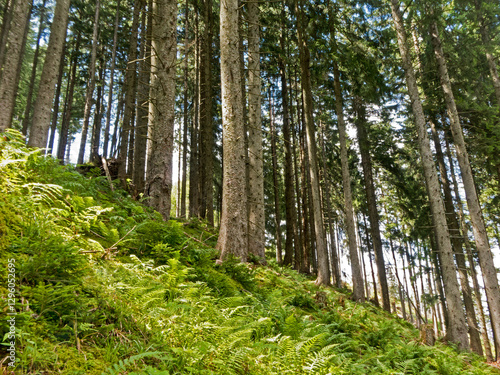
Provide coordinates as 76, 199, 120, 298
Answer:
1, 130, 498, 374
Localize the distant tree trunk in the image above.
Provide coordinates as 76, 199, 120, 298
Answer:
57, 33, 80, 161
0, 0, 31, 132
118, 0, 140, 177
189, 8, 200, 218
430, 17, 500, 355
132, 0, 150, 193
354, 98, 390, 312
390, 0, 469, 350
144, 0, 177, 219
295, 0, 329, 285
280, 29, 298, 266
111, 90, 125, 158
103, 0, 121, 159
180, 0, 189, 218
47, 42, 66, 155
332, 58, 364, 300
362, 214, 379, 307
269, 89, 282, 264
21, 0, 47, 136
198, 0, 214, 225
217, 0, 248, 262
77, 1, 100, 164
28, 0, 70, 148
291, 79, 304, 271
247, 0, 265, 261
90, 60, 104, 163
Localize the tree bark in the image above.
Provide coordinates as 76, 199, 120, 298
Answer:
28, 0, 70, 148
430, 17, 500, 354
0, 0, 14, 71
247, 0, 265, 261
217, 0, 248, 262
77, 0, 100, 163
144, 0, 177, 220
0, 0, 31, 132
389, 0, 469, 350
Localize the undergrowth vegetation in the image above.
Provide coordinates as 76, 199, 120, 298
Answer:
1, 129, 498, 374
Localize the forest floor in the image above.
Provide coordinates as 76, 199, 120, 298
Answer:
1, 130, 499, 374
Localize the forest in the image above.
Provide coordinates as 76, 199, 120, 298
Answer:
0, 0, 500, 373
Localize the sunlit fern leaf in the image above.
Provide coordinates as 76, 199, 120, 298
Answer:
296, 332, 328, 356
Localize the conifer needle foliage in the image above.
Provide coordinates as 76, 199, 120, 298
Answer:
1, 131, 498, 374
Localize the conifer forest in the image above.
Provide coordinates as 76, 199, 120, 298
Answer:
1, 0, 500, 373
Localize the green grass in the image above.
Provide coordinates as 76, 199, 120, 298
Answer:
1, 129, 498, 374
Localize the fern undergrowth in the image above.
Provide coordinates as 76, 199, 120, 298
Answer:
1, 130, 498, 374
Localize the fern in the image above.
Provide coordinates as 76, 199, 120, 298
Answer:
101, 351, 169, 375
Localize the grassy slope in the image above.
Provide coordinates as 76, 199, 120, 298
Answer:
1, 130, 498, 375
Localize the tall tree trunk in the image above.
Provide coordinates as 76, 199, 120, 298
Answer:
269, 89, 282, 264
0, 0, 31, 132
198, 0, 214, 225
291, 79, 304, 271
428, 118, 483, 354
332, 57, 364, 299
180, 0, 189, 218
132, 0, 150, 193
354, 97, 390, 312
189, 7, 200, 218
280, 17, 299, 266
21, 0, 47, 136
247, 0, 265, 261
144, 0, 177, 219
217, 0, 248, 261
390, 0, 469, 350
77, 1, 100, 163
295, 0, 329, 285
320, 123, 341, 286
118, 0, 140, 177
430, 18, 500, 355
57, 33, 80, 161
103, 0, 122, 158
47, 42, 66, 155
28, 0, 70, 148
445, 135, 495, 360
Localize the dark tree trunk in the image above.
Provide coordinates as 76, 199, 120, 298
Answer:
118, 0, 140, 177
57, 33, 80, 161
103, 0, 121, 158
354, 98, 390, 312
